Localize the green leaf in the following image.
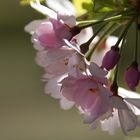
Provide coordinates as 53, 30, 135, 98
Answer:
93, 0, 131, 12
93, 0, 115, 11
98, 7, 113, 13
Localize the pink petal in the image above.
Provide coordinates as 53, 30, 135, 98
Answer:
60, 97, 74, 110
24, 20, 42, 34
89, 62, 108, 85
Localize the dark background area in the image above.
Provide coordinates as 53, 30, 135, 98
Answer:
0, 1, 140, 140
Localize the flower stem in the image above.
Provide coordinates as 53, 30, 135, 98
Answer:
134, 16, 139, 62
85, 23, 119, 61
112, 27, 129, 88
115, 18, 134, 47
77, 14, 123, 29
80, 22, 108, 54
77, 12, 134, 30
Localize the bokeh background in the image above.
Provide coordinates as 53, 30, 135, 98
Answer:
0, 1, 140, 140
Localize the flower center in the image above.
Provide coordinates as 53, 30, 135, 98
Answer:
63, 58, 69, 65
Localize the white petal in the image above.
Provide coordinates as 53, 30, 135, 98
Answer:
89, 62, 107, 76
57, 14, 76, 27
44, 77, 62, 99
101, 110, 120, 135
24, 20, 42, 34
63, 39, 84, 56
45, 59, 68, 75
106, 36, 118, 47
118, 109, 138, 135
111, 96, 129, 110
125, 98, 140, 109
118, 87, 140, 98
46, 0, 76, 15
43, 73, 57, 79
125, 98, 140, 115
32, 40, 45, 51
30, 0, 57, 19
89, 62, 108, 85
60, 97, 74, 110
74, 27, 93, 45
68, 53, 86, 77
44, 76, 74, 110
35, 50, 49, 67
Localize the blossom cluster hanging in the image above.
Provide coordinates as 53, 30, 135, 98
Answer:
24, 0, 140, 135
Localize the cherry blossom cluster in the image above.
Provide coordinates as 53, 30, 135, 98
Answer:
25, 0, 140, 135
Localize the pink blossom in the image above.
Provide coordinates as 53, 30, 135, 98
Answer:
36, 47, 75, 78
25, 0, 93, 51
35, 18, 73, 49
36, 41, 86, 78
40, 52, 85, 109
40, 49, 86, 109
61, 62, 112, 122
25, 0, 94, 111
25, 0, 76, 49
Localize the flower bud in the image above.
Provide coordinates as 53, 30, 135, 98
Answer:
102, 46, 120, 71
125, 62, 140, 91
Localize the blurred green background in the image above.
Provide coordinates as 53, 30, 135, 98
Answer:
0, 1, 140, 140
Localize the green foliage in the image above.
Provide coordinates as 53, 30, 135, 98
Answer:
93, 0, 131, 12
72, 0, 94, 16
